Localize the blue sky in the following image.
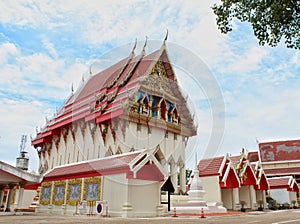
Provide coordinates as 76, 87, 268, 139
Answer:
0, 0, 299, 172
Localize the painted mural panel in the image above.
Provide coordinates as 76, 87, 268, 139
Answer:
259, 140, 300, 162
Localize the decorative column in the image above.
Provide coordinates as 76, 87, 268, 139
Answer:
0, 185, 5, 211
262, 190, 267, 209
179, 164, 186, 193
17, 182, 26, 210
5, 184, 15, 212
169, 160, 177, 194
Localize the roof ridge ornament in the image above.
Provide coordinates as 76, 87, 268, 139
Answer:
142, 36, 148, 54
132, 38, 137, 53
164, 29, 168, 43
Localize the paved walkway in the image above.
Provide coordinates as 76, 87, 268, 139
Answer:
0, 210, 300, 224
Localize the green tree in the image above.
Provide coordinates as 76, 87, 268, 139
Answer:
212, 0, 300, 49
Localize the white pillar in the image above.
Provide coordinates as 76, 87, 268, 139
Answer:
5, 184, 15, 212
250, 186, 257, 210
262, 190, 267, 208
170, 161, 177, 194
180, 165, 186, 193
17, 182, 26, 209
232, 188, 240, 210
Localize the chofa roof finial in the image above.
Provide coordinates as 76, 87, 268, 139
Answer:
164, 29, 168, 43
132, 38, 137, 54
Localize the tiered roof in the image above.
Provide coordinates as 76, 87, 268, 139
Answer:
32, 41, 196, 147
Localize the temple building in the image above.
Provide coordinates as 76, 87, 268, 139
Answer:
257, 139, 300, 204
31, 38, 197, 217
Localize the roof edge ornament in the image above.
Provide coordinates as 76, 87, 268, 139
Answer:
142, 36, 148, 54
164, 29, 168, 43
131, 38, 137, 55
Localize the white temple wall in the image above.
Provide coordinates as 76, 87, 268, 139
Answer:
74, 125, 84, 162
83, 124, 94, 160
269, 189, 292, 204
40, 117, 186, 176
102, 173, 160, 217
102, 174, 128, 216
127, 179, 160, 217
221, 188, 233, 209
200, 176, 222, 203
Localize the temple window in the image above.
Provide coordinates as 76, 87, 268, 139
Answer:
151, 96, 160, 117
160, 99, 167, 120
168, 105, 179, 124
138, 95, 149, 115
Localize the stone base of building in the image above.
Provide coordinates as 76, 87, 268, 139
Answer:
172, 202, 227, 214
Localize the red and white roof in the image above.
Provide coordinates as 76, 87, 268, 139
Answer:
32, 42, 196, 147
268, 176, 299, 192
42, 150, 166, 182
231, 154, 257, 186
259, 139, 300, 163
252, 161, 269, 190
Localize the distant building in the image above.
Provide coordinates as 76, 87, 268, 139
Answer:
31, 39, 197, 217
258, 139, 300, 204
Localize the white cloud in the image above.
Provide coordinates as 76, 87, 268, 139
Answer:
0, 42, 19, 64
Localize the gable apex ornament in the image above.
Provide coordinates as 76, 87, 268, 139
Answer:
164, 29, 168, 43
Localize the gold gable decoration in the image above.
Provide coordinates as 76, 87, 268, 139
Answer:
83, 177, 101, 201
52, 180, 66, 205
66, 178, 82, 206
40, 182, 52, 205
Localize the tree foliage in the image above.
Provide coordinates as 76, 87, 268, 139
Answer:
212, 0, 300, 49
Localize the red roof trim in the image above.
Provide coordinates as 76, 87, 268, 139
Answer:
96, 108, 124, 124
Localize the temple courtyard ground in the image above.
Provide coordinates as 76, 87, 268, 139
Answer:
1, 210, 300, 224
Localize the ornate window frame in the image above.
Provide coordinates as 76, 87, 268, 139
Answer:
40, 182, 52, 205
52, 180, 66, 205
66, 178, 82, 206
83, 177, 101, 201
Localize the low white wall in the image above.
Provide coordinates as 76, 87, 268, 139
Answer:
200, 176, 222, 203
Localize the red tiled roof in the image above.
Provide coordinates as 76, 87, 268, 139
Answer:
264, 167, 300, 176
43, 152, 141, 181
196, 155, 240, 188
198, 156, 225, 176
230, 155, 240, 167
268, 176, 299, 192
43, 151, 165, 182
259, 139, 300, 163
247, 151, 259, 162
